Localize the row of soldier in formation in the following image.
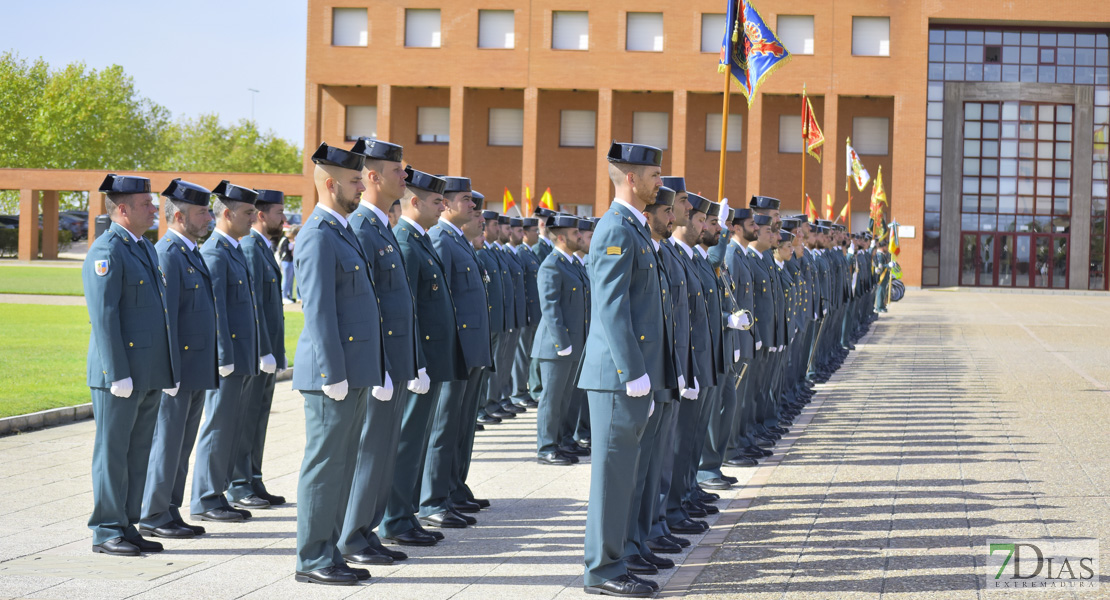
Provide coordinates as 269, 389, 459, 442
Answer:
81, 137, 888, 596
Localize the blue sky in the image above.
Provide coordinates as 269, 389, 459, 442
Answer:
2, 0, 307, 143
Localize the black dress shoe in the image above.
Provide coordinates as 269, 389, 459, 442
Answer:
629, 573, 659, 592
537, 451, 573, 466
414, 524, 445, 540
475, 423, 485, 431
725, 455, 760, 467
173, 518, 206, 535
721, 475, 739, 485
583, 574, 654, 597
367, 539, 407, 561
472, 498, 491, 509
695, 500, 719, 515
294, 566, 358, 585
523, 398, 539, 408
558, 451, 581, 464
577, 437, 591, 449
645, 536, 682, 554
231, 495, 270, 510
139, 523, 195, 539
670, 518, 708, 534
92, 537, 139, 557
384, 529, 438, 546
447, 506, 477, 525
641, 551, 674, 569
256, 490, 286, 506
681, 500, 707, 518
697, 489, 720, 503
665, 533, 691, 547
745, 444, 773, 455
501, 403, 525, 414
623, 554, 658, 574
420, 510, 468, 528
451, 499, 481, 513
700, 477, 732, 490
476, 414, 501, 425
340, 565, 371, 581
125, 534, 163, 553
344, 546, 394, 565
490, 410, 516, 419
193, 507, 244, 522
559, 443, 591, 457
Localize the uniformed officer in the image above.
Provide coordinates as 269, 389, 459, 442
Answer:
227, 187, 288, 511
495, 215, 527, 413
532, 214, 587, 465
191, 180, 265, 522
475, 210, 515, 423
341, 138, 427, 565
563, 218, 596, 455
84, 174, 176, 556
745, 212, 784, 445
508, 217, 541, 410
381, 169, 457, 547
578, 142, 674, 597
292, 143, 391, 586
424, 177, 494, 529
139, 179, 216, 541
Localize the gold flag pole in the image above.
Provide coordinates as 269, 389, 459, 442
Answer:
801, 84, 807, 210
717, 68, 732, 203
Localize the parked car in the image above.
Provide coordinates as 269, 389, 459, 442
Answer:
0, 215, 18, 229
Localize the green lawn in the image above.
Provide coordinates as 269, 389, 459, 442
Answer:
0, 266, 84, 296
0, 303, 304, 418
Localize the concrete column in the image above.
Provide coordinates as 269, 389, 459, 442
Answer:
1069, 85, 1094, 289
744, 94, 763, 202
18, 189, 38, 261
595, 88, 614, 212
41, 190, 59, 260
820, 94, 840, 217
521, 87, 539, 214
671, 90, 688, 179
448, 85, 466, 176
88, 190, 104, 248
377, 84, 393, 142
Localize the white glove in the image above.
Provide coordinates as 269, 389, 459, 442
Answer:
733, 349, 740, 363
163, 382, 180, 396
110, 377, 134, 398
823, 308, 829, 316
648, 399, 655, 417
406, 368, 431, 395
556, 345, 572, 357
778, 345, 785, 352
681, 378, 699, 400
727, 311, 753, 330
755, 340, 763, 351
372, 372, 394, 401
322, 379, 348, 401
625, 373, 651, 398
677, 375, 685, 391
259, 354, 276, 374
219, 364, 234, 378
768, 346, 777, 353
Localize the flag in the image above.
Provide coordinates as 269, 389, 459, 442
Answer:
802, 91, 824, 162
719, 0, 792, 108
825, 192, 833, 220
868, 165, 887, 233
539, 187, 554, 210
845, 137, 871, 192
805, 193, 817, 221
889, 220, 901, 259
835, 201, 849, 225
523, 186, 531, 215
503, 188, 516, 215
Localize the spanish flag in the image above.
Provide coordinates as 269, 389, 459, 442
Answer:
825, 192, 834, 220
503, 187, 516, 215
805, 193, 817, 222
524, 186, 532, 215
540, 187, 555, 210
835, 200, 850, 225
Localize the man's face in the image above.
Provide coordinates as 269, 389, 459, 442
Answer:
562, 228, 582, 253
673, 193, 691, 227
374, 161, 407, 202
257, 203, 286, 237
333, 171, 365, 214
463, 217, 484, 244
645, 206, 675, 240
683, 211, 706, 247
701, 216, 721, 246
414, 192, 445, 228
180, 203, 212, 240
445, 191, 476, 224
225, 201, 258, 239
510, 225, 524, 245
757, 224, 774, 247
632, 166, 663, 205
741, 218, 758, 242
523, 227, 539, 245
483, 219, 500, 243
579, 229, 592, 253
498, 223, 511, 244
121, 193, 158, 231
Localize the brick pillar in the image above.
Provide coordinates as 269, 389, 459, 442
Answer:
671, 90, 688, 181
744, 94, 763, 201
448, 85, 466, 176
595, 88, 614, 212
820, 94, 840, 219
18, 189, 38, 261
41, 190, 59, 260
158, 187, 169, 240
521, 86, 539, 214
88, 189, 104, 247
377, 84, 393, 142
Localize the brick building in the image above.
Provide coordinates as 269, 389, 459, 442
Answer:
303, 1, 1110, 290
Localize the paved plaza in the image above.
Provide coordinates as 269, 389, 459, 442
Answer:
0, 289, 1108, 599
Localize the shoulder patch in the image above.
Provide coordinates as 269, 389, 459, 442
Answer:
606, 246, 622, 256
94, 259, 109, 276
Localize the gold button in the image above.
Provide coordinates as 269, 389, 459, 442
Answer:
232, 334, 236, 338
388, 331, 393, 335
272, 278, 276, 282
467, 267, 471, 271
195, 284, 199, 289
639, 335, 645, 341
618, 369, 623, 374
355, 265, 359, 270
184, 345, 189, 350
129, 342, 134, 347
426, 336, 430, 340
462, 324, 467, 328
239, 280, 242, 284
139, 280, 144, 284
321, 373, 326, 377
573, 287, 577, 291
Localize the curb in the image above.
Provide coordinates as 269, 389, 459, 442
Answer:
0, 368, 294, 437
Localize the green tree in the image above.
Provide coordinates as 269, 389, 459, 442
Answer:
157, 114, 301, 174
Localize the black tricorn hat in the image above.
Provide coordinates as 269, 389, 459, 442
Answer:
441, 177, 472, 194
497, 215, 511, 225
750, 196, 781, 210
350, 137, 403, 163
577, 218, 595, 231
481, 210, 500, 220
607, 142, 663, 167
778, 231, 794, 242
99, 174, 151, 194
311, 142, 365, 171
660, 176, 686, 193
688, 193, 712, 215
522, 217, 538, 227
753, 214, 773, 226
534, 206, 555, 218
255, 189, 285, 205
547, 214, 578, 229
509, 217, 523, 227
705, 201, 722, 218
780, 218, 800, 231
653, 186, 676, 207
731, 208, 753, 224
161, 178, 211, 206
212, 180, 259, 204
404, 166, 446, 194
472, 191, 485, 203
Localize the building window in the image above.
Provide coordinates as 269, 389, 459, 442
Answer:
778, 115, 803, 153
701, 14, 725, 53
332, 8, 368, 47
777, 15, 814, 55
417, 107, 449, 143
405, 9, 441, 48
552, 11, 589, 50
632, 111, 669, 150
853, 117, 890, 155
626, 12, 663, 52
852, 16, 890, 56
488, 108, 524, 146
560, 110, 596, 147
705, 113, 742, 152
345, 106, 377, 141
479, 10, 514, 49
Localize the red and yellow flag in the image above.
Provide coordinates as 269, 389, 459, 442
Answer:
540, 187, 555, 210
503, 188, 516, 215
835, 201, 850, 225
804, 193, 816, 221
868, 165, 887, 233
524, 187, 532, 215
825, 192, 834, 220
802, 91, 824, 163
